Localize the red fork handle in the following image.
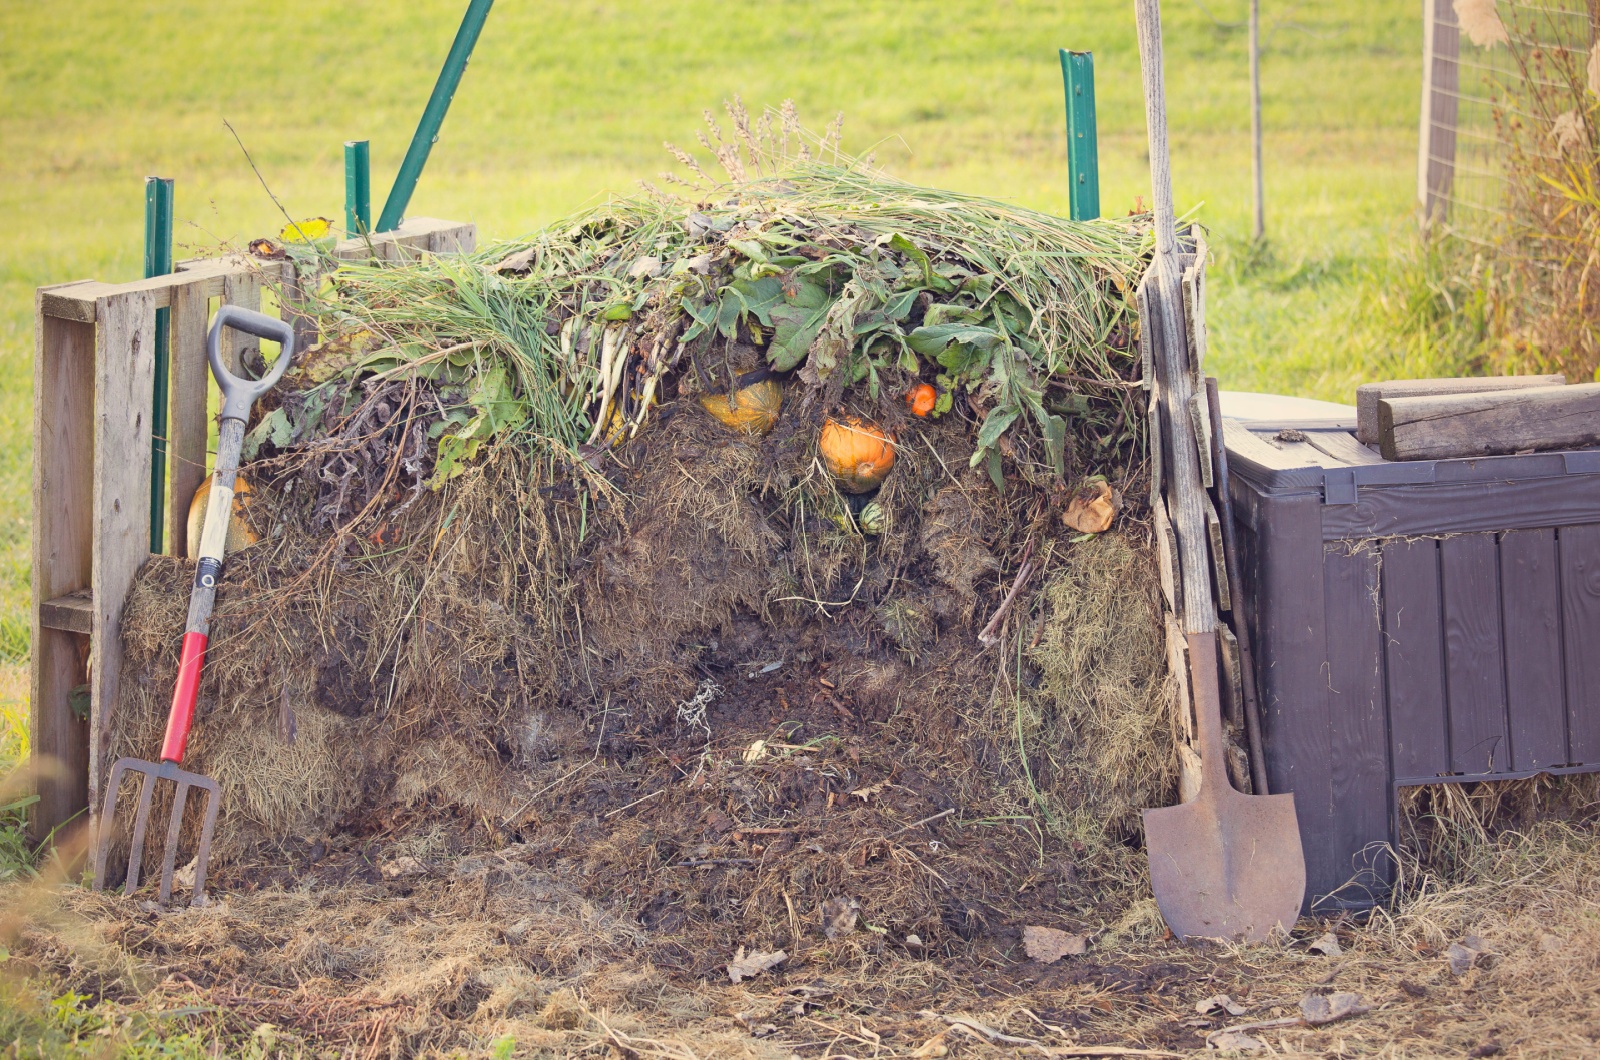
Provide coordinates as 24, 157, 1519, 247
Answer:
161, 631, 208, 764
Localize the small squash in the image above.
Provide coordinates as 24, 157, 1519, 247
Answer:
820, 416, 896, 494
186, 473, 259, 559
699, 378, 783, 437
906, 382, 937, 417
858, 500, 890, 536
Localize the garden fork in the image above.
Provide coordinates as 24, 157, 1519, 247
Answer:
92, 305, 293, 905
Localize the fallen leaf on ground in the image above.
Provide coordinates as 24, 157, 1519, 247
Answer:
1023, 925, 1087, 964
380, 855, 426, 879
1207, 1029, 1265, 1052
1468, 1043, 1503, 1058
1448, 935, 1486, 975
1063, 479, 1117, 534
1195, 994, 1247, 1017
727, 947, 787, 983
1299, 991, 1369, 1026
1307, 931, 1342, 956
821, 896, 860, 939
850, 782, 886, 800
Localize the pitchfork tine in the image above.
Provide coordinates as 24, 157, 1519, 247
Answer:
122, 769, 159, 896
157, 780, 191, 906
190, 780, 219, 904
92, 759, 131, 891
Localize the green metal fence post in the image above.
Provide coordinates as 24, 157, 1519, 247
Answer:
375, 0, 494, 233
345, 140, 371, 237
1060, 49, 1101, 221
144, 176, 174, 553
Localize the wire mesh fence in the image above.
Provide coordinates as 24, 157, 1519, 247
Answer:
1420, 0, 1596, 243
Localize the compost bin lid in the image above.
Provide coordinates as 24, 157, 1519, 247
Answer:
1220, 392, 1600, 507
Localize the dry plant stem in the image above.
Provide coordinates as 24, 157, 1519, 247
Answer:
978, 540, 1036, 647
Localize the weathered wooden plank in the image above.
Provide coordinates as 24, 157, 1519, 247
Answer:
1152, 496, 1180, 616
1418, 0, 1459, 222
1204, 493, 1230, 613
333, 216, 477, 262
1136, 275, 1153, 391
1221, 420, 1321, 473
30, 300, 96, 845
41, 220, 476, 324
1305, 430, 1386, 467
39, 589, 93, 635
1323, 543, 1392, 893
1382, 537, 1450, 779
1379, 384, 1600, 462
1251, 490, 1334, 907
166, 277, 211, 557
1560, 523, 1600, 763
1217, 622, 1243, 728
38, 258, 245, 323
88, 291, 157, 846
1190, 391, 1213, 488
1440, 533, 1509, 774
220, 272, 263, 375
1499, 529, 1566, 770
1357, 375, 1565, 444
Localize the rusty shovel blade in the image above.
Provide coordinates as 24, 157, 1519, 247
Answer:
91, 756, 219, 907
1143, 633, 1305, 942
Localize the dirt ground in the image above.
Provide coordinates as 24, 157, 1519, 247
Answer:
5, 803, 1600, 1058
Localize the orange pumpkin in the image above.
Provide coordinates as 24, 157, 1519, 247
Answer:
820, 416, 896, 493
185, 473, 259, 559
906, 382, 937, 417
698, 378, 783, 437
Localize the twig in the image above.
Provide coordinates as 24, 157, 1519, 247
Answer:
222, 118, 307, 243
674, 858, 755, 868
978, 539, 1037, 647
603, 788, 663, 818
885, 807, 956, 838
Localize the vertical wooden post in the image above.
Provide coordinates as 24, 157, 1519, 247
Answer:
88, 292, 157, 843
31, 291, 96, 847
1418, 0, 1460, 224
167, 277, 212, 557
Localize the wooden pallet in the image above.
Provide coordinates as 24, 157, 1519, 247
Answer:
29, 217, 476, 850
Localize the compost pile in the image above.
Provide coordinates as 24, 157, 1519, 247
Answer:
99, 108, 1180, 1023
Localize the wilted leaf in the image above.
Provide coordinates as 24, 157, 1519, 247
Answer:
1022, 925, 1086, 964
727, 947, 786, 983
1195, 995, 1247, 1017
279, 216, 334, 244
1299, 991, 1368, 1026
1307, 931, 1343, 957
1208, 1029, 1265, 1052
1063, 479, 1116, 534
821, 897, 860, 939
490, 247, 537, 273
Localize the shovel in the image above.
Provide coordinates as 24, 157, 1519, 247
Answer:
92, 305, 294, 905
1133, 0, 1305, 941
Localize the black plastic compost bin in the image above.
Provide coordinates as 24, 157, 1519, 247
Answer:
1223, 414, 1600, 911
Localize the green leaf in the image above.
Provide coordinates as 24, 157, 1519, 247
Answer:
907, 322, 1003, 357
767, 302, 828, 370
785, 275, 833, 310
601, 303, 633, 321
976, 406, 1020, 451
885, 288, 919, 322
986, 448, 1006, 492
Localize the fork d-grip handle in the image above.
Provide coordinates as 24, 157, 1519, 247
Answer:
159, 308, 295, 765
